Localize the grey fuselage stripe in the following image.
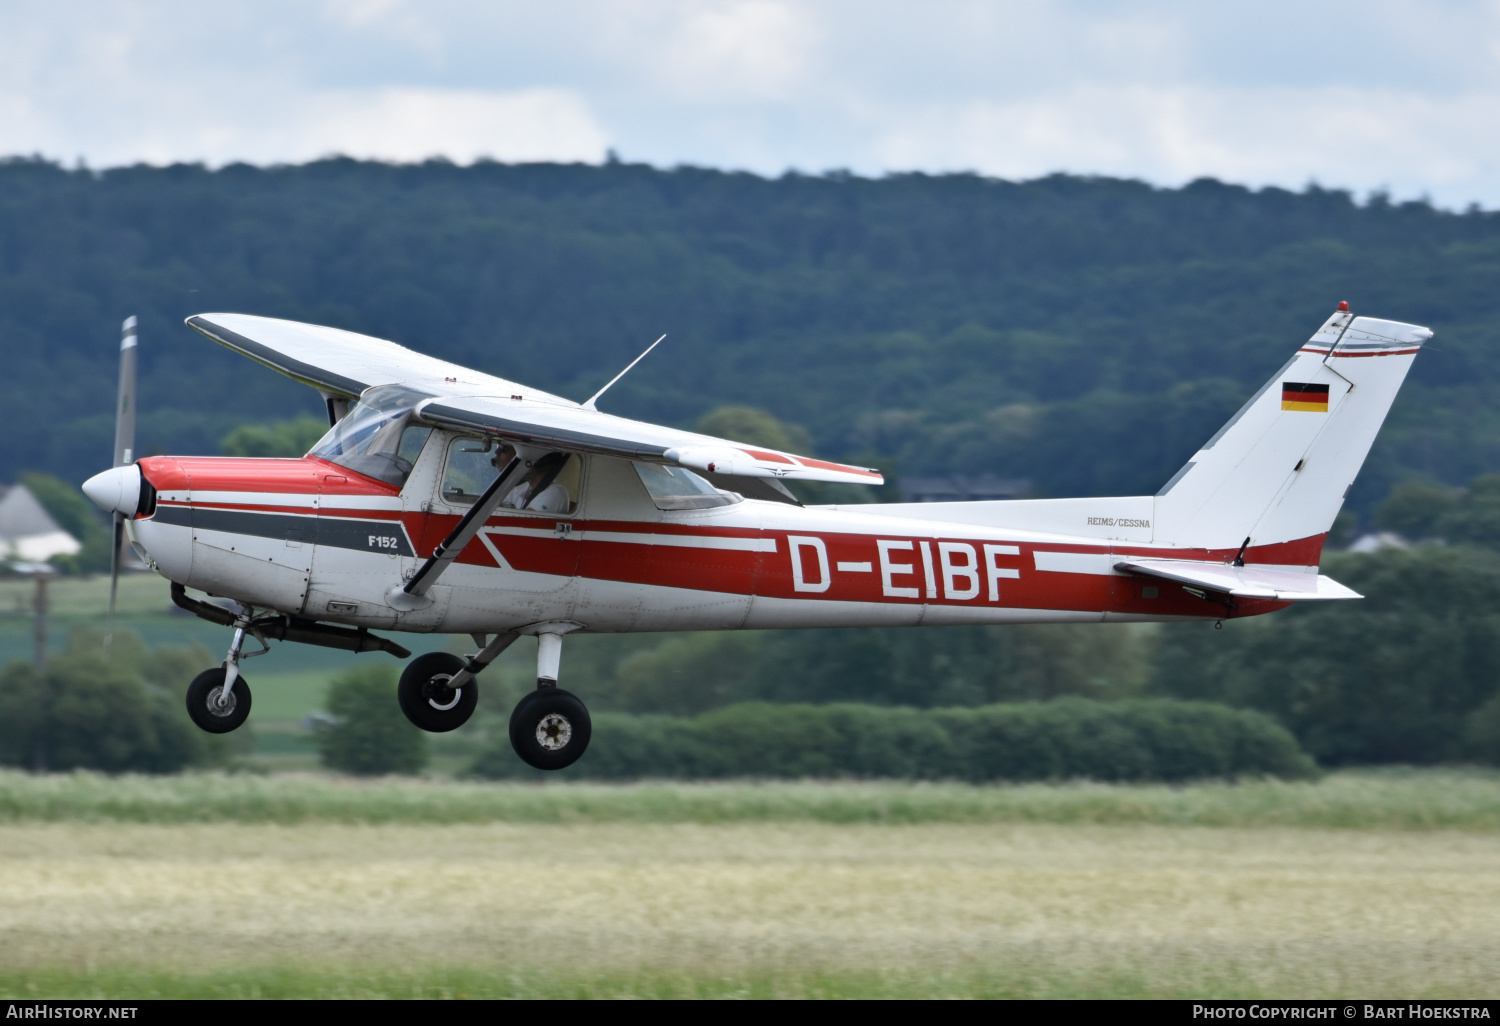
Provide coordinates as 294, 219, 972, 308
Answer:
154, 505, 415, 556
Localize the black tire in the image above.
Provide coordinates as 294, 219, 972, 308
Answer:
185, 667, 252, 734
398, 652, 478, 732
509, 688, 591, 770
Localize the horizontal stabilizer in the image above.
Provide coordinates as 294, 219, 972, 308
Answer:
1115, 559, 1361, 602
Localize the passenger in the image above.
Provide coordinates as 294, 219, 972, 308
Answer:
497, 448, 572, 512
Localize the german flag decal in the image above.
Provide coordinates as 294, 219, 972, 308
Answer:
1282, 381, 1330, 412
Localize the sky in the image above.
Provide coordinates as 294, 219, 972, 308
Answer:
5, 1, 1500, 207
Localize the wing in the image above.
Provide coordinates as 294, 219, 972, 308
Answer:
414, 394, 883, 485
187, 313, 883, 486
186, 313, 569, 402
1115, 559, 1361, 601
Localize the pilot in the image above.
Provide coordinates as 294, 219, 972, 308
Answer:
495, 446, 571, 513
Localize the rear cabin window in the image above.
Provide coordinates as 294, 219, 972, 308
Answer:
441, 437, 579, 515
632, 462, 740, 510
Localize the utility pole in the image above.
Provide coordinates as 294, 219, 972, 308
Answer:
24, 565, 52, 773
33, 570, 48, 671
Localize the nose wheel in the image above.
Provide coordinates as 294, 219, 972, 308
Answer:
185, 666, 252, 733
185, 610, 260, 733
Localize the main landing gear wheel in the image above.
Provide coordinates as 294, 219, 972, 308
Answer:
398, 652, 478, 732
509, 688, 591, 770
185, 667, 252, 734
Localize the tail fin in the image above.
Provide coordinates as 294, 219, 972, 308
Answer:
1153, 306, 1430, 555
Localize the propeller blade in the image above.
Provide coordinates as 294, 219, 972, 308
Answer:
105, 514, 123, 649
113, 316, 137, 468
105, 316, 136, 651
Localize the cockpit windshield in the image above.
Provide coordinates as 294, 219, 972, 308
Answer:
308, 384, 434, 488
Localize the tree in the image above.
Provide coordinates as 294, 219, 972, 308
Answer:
1375, 480, 1461, 539
696, 405, 894, 504
1150, 547, 1500, 765
696, 406, 815, 456
219, 417, 329, 459
317, 664, 427, 775
5, 158, 1495, 519
1436, 475, 1500, 549
0, 629, 228, 772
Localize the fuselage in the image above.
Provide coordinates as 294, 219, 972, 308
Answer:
128, 432, 1307, 637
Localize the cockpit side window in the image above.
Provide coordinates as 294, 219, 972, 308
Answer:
308, 385, 434, 489
632, 462, 740, 510
441, 436, 580, 515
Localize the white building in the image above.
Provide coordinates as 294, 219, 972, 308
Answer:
0, 484, 80, 563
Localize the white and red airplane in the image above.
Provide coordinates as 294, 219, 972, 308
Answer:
82, 303, 1429, 770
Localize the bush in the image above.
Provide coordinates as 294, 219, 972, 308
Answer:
219, 417, 329, 459
1151, 547, 1500, 765
0, 630, 228, 773
585, 621, 1153, 715
0, 662, 43, 767
467, 698, 1314, 783
931, 699, 1314, 783
317, 665, 427, 776
1462, 694, 1500, 765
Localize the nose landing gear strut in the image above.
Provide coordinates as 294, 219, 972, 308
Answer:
184, 610, 264, 733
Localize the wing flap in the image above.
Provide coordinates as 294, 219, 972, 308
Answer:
1115, 559, 1362, 601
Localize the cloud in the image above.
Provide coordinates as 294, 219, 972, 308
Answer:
629, 1, 820, 102
3, 1, 1500, 204
868, 83, 1500, 203
278, 87, 608, 165
0, 83, 609, 168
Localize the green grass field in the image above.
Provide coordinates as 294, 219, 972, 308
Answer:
0, 771, 1498, 999
3, 577, 1498, 998
3, 767, 1500, 828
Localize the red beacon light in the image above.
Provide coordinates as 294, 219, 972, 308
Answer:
1337, 301, 1349, 311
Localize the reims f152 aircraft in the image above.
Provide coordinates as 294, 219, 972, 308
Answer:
82, 304, 1429, 770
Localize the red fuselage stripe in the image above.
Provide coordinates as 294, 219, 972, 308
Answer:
157, 496, 1312, 620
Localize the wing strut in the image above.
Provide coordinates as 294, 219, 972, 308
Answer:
391, 455, 523, 608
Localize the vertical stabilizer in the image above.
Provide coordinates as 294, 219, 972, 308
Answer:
1153, 306, 1429, 555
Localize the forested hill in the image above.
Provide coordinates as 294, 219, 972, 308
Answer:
4, 156, 1500, 518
